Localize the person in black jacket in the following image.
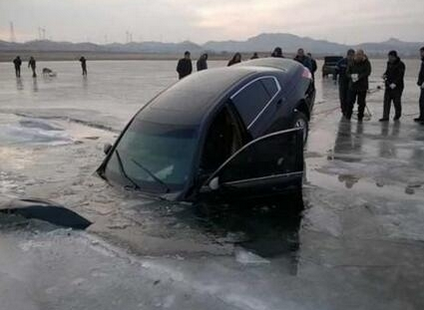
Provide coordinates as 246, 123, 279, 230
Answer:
380, 51, 406, 121
271, 47, 284, 58
414, 47, 424, 123
28, 56, 37, 77
346, 49, 372, 121
227, 53, 242, 66
293, 48, 313, 72
196, 53, 208, 72
336, 49, 355, 116
176, 51, 192, 79
307, 53, 318, 79
13, 56, 22, 78
79, 56, 87, 76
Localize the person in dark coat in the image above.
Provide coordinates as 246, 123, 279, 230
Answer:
196, 53, 208, 72
79, 56, 87, 76
346, 49, 372, 121
336, 49, 355, 116
28, 56, 37, 77
176, 51, 192, 79
251, 52, 259, 59
227, 53, 242, 67
294, 48, 313, 72
414, 47, 424, 123
307, 53, 318, 79
13, 56, 22, 78
271, 47, 284, 58
379, 51, 406, 121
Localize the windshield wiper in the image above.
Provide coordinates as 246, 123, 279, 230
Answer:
114, 149, 141, 190
130, 158, 171, 194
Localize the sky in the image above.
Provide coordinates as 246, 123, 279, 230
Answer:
0, 0, 423, 45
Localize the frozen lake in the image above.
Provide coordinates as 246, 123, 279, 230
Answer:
0, 58, 421, 132
1, 59, 424, 310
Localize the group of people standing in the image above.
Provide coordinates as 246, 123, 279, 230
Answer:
177, 47, 424, 124
12, 55, 88, 78
13, 56, 37, 78
176, 47, 318, 80
336, 46, 424, 124
336, 49, 372, 121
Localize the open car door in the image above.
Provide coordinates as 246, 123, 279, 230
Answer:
200, 128, 304, 199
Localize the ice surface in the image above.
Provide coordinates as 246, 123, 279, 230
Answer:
1, 59, 424, 309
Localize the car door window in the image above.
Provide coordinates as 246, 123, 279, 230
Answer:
231, 80, 270, 126
217, 129, 303, 184
260, 78, 280, 98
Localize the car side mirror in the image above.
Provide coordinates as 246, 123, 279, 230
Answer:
199, 176, 220, 194
209, 177, 220, 191
103, 143, 112, 155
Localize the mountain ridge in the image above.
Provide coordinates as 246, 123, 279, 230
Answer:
1, 33, 423, 56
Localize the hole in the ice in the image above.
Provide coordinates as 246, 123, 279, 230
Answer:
0, 198, 92, 230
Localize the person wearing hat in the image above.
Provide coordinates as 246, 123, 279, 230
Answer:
176, 51, 192, 79
380, 50, 406, 122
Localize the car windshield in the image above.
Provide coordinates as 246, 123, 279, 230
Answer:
104, 119, 198, 193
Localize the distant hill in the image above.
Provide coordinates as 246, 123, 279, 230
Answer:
0, 34, 422, 57
0, 39, 203, 54
204, 33, 348, 54
356, 38, 423, 56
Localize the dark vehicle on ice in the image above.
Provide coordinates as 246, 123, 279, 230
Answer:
322, 56, 343, 79
97, 58, 315, 202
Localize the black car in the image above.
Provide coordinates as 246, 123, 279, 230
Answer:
98, 58, 315, 201
322, 56, 343, 79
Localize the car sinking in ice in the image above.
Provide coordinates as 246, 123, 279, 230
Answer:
97, 58, 315, 201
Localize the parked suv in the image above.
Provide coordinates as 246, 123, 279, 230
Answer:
322, 56, 343, 79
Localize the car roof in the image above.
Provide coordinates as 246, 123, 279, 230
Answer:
235, 58, 301, 72
138, 60, 298, 127
324, 56, 343, 61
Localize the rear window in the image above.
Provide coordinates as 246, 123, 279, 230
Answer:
324, 56, 343, 64
231, 80, 271, 126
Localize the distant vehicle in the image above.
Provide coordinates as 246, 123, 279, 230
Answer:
97, 58, 315, 202
322, 56, 343, 79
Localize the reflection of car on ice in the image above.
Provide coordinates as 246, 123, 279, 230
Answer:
322, 56, 343, 79
98, 58, 315, 202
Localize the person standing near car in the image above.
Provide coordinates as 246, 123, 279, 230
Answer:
346, 49, 372, 122
196, 53, 208, 72
227, 53, 242, 66
379, 51, 405, 122
414, 47, 424, 123
176, 51, 192, 79
13, 56, 22, 78
28, 56, 37, 77
294, 48, 313, 72
271, 47, 284, 58
336, 49, 355, 116
307, 53, 318, 80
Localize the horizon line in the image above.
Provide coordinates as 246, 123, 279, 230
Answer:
1, 32, 423, 47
